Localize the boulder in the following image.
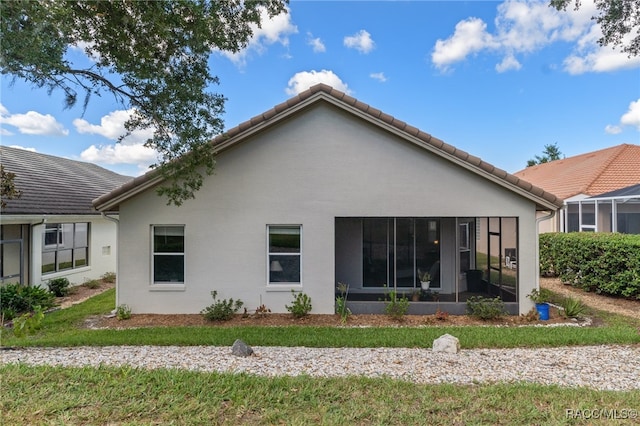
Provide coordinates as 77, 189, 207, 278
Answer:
432, 333, 460, 354
231, 339, 254, 357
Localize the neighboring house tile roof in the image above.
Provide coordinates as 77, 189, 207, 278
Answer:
587, 182, 640, 199
93, 83, 563, 211
1, 146, 133, 215
513, 144, 640, 200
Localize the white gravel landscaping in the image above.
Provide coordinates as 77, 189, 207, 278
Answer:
2, 344, 639, 391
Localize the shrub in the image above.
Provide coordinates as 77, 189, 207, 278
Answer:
116, 304, 132, 320
539, 233, 640, 299
83, 279, 101, 289
11, 306, 44, 338
527, 288, 553, 304
384, 289, 409, 321
466, 296, 507, 320
560, 297, 587, 319
335, 282, 351, 324
286, 290, 312, 318
201, 291, 244, 321
0, 283, 55, 318
47, 277, 70, 297
101, 272, 116, 283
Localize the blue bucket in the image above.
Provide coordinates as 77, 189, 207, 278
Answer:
536, 303, 549, 321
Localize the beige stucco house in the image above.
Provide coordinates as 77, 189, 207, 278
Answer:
94, 84, 562, 316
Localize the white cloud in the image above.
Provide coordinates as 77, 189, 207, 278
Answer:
0, 104, 68, 136
495, 54, 522, 72
73, 109, 154, 145
370, 72, 387, 82
307, 33, 326, 53
620, 99, 640, 130
344, 30, 375, 54
432, 0, 639, 74
285, 70, 351, 96
8, 145, 37, 152
604, 124, 622, 135
74, 109, 158, 171
219, 7, 298, 66
80, 143, 158, 167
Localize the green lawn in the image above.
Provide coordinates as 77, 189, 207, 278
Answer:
2, 289, 639, 425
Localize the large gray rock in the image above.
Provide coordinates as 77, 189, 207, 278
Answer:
231, 339, 254, 357
432, 333, 460, 354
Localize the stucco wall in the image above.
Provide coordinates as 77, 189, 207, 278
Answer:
117, 103, 539, 314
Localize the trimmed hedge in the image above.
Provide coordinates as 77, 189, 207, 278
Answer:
539, 232, 640, 299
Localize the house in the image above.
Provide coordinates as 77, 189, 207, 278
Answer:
564, 183, 640, 233
513, 144, 640, 233
0, 146, 132, 287
93, 84, 562, 316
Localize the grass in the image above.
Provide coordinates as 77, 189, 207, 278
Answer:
2, 288, 639, 425
2, 288, 639, 349
2, 364, 638, 425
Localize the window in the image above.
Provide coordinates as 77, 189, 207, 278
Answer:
42, 223, 89, 274
152, 225, 185, 283
268, 225, 301, 284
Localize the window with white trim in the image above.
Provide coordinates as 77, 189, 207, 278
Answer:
152, 225, 185, 284
268, 225, 301, 284
42, 223, 89, 274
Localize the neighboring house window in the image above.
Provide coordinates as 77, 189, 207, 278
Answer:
152, 225, 185, 283
268, 225, 301, 284
42, 223, 89, 274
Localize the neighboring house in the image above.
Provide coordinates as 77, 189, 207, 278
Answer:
94, 84, 562, 316
565, 183, 640, 233
0, 146, 132, 287
514, 144, 640, 233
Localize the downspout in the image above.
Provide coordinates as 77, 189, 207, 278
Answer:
101, 212, 119, 309
535, 210, 555, 292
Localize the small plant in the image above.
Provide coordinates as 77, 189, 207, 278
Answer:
254, 304, 271, 318
418, 270, 431, 283
11, 305, 44, 338
286, 290, 312, 318
101, 272, 116, 283
527, 288, 553, 304
561, 297, 587, 319
521, 307, 540, 322
116, 304, 132, 320
384, 289, 409, 321
201, 291, 244, 321
466, 296, 507, 320
335, 282, 351, 324
47, 277, 70, 297
83, 279, 101, 289
434, 308, 449, 321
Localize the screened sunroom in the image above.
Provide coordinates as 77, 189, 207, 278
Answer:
335, 216, 519, 314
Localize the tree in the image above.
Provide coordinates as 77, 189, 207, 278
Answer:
0, 165, 21, 209
527, 143, 563, 167
1, 0, 288, 206
550, 0, 640, 57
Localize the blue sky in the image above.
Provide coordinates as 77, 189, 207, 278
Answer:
1, 0, 639, 177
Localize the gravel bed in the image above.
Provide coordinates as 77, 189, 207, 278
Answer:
2, 344, 639, 391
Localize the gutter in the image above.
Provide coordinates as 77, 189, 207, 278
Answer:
535, 210, 556, 292
101, 212, 119, 224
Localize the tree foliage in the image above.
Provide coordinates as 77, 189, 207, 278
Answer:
1, 0, 288, 205
0, 165, 21, 209
527, 143, 563, 167
550, 0, 640, 57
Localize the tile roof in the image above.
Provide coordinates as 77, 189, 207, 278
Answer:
93, 83, 563, 211
513, 144, 640, 200
587, 182, 640, 199
1, 146, 133, 215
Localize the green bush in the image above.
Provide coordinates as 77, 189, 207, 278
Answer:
201, 291, 244, 321
101, 272, 116, 283
116, 304, 132, 320
560, 297, 587, 319
47, 277, 70, 297
540, 233, 640, 299
1, 283, 55, 319
383, 289, 409, 320
466, 296, 507, 320
286, 290, 312, 318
